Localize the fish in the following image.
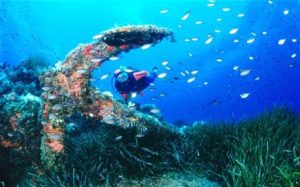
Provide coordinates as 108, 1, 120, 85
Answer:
161, 60, 169, 66
246, 38, 255, 44
283, 9, 289, 15
195, 20, 203, 24
157, 72, 167, 78
178, 24, 183, 29
191, 37, 199, 41
207, 3, 215, 7
90, 58, 103, 63
184, 38, 191, 42
109, 56, 119, 61
203, 81, 209, 85
149, 87, 155, 91
100, 74, 110, 80
52, 104, 63, 111
141, 43, 152, 50
150, 109, 160, 114
292, 38, 297, 43
92, 34, 103, 40
136, 134, 145, 138
181, 10, 190, 21
48, 95, 57, 100
251, 32, 257, 36
191, 70, 199, 75
188, 53, 193, 57
180, 72, 186, 76
222, 8, 231, 12
255, 76, 261, 81
233, 39, 239, 43
187, 77, 196, 83
240, 69, 251, 76
233, 65, 239, 71
278, 39, 286, 45
249, 56, 254, 60
216, 58, 223, 63
77, 69, 88, 74
131, 92, 137, 98
237, 13, 245, 17
151, 97, 158, 101
262, 31, 268, 35
205, 37, 214, 44
268, 0, 273, 4
159, 93, 167, 97
102, 91, 113, 97
42, 87, 52, 91
214, 29, 221, 33
216, 18, 222, 22
240, 93, 250, 99
115, 136, 123, 141
291, 53, 297, 58
160, 9, 168, 14
185, 70, 190, 74
229, 28, 239, 35
165, 66, 172, 71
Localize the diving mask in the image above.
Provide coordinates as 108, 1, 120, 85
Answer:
117, 72, 129, 82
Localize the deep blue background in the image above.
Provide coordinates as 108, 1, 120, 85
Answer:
1, 0, 299, 124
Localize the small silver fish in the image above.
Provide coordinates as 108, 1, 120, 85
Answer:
77, 69, 88, 74
161, 60, 169, 66
52, 104, 63, 111
141, 44, 152, 50
160, 9, 168, 14
191, 70, 199, 75
157, 73, 167, 79
100, 74, 110, 80
90, 58, 103, 63
48, 95, 57, 100
229, 28, 239, 35
240, 93, 250, 99
240, 69, 251, 76
205, 37, 214, 44
109, 56, 119, 61
150, 109, 160, 114
165, 66, 172, 71
246, 38, 255, 44
42, 87, 52, 91
136, 134, 145, 138
181, 10, 190, 21
92, 34, 103, 40
187, 77, 196, 83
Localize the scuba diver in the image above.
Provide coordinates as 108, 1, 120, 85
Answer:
113, 66, 158, 102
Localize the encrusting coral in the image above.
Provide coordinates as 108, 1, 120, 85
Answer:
40, 25, 175, 169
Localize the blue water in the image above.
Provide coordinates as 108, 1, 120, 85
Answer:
1, 0, 299, 124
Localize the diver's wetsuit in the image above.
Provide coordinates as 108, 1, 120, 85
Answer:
114, 69, 157, 99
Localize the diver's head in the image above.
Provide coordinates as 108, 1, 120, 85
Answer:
116, 71, 129, 82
